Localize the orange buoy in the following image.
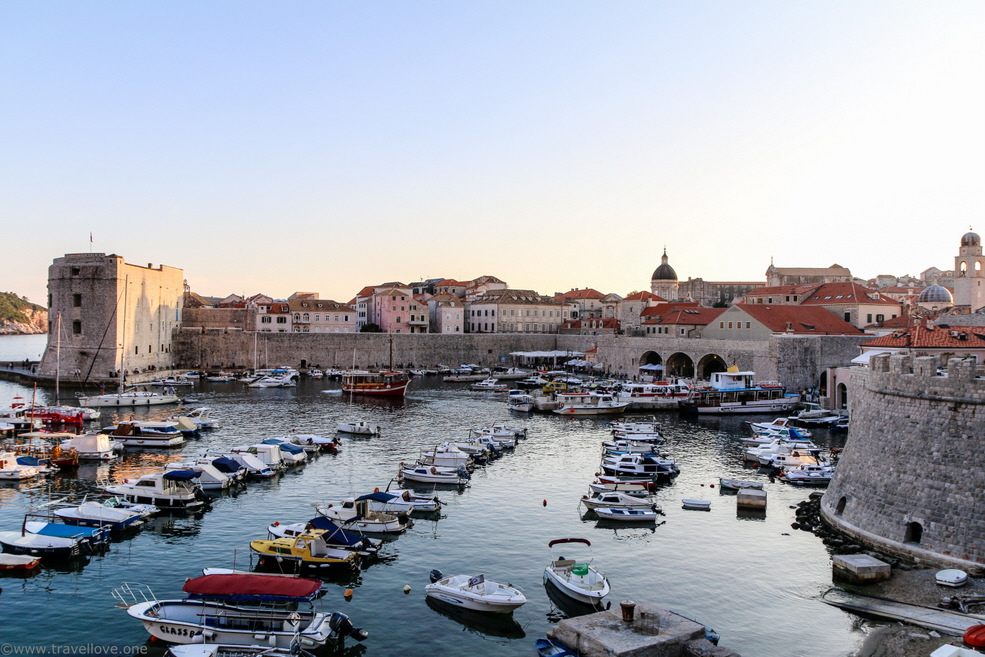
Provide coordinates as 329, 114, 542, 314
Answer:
374, 487, 380, 493
543, 500, 547, 506
344, 588, 354, 600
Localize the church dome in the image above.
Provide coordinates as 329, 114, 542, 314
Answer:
961, 231, 981, 248
651, 249, 678, 282
919, 285, 953, 305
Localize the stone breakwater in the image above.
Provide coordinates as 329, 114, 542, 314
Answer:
820, 353, 985, 575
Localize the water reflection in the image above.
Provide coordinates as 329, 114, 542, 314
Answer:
425, 596, 526, 639
543, 578, 607, 620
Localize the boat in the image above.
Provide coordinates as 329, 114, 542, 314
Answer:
553, 393, 630, 416
600, 452, 679, 478
543, 538, 610, 606
417, 444, 472, 469
101, 471, 209, 511
779, 463, 835, 485
475, 424, 527, 439
182, 407, 220, 431
341, 370, 411, 397
593, 507, 660, 523
76, 389, 180, 407
602, 438, 663, 454
267, 516, 381, 557
167, 644, 315, 657
315, 498, 406, 535
205, 373, 237, 383
230, 444, 286, 472
101, 420, 186, 448
425, 571, 527, 613
746, 417, 801, 433
507, 393, 536, 413
614, 380, 692, 401
149, 376, 195, 387
680, 371, 800, 415
213, 451, 276, 478
0, 554, 41, 571
53, 499, 152, 530
610, 418, 662, 435
470, 378, 508, 391
355, 489, 441, 515
587, 481, 651, 497
718, 478, 764, 491
580, 491, 659, 511
399, 465, 470, 486
260, 439, 307, 466
535, 638, 579, 657
23, 520, 109, 552
0, 528, 86, 558
288, 434, 340, 454
164, 461, 234, 490
250, 530, 362, 571
682, 499, 711, 510
336, 420, 381, 435
114, 573, 367, 648
595, 475, 660, 490
0, 452, 40, 480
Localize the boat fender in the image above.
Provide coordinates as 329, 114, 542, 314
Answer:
272, 521, 279, 526
543, 499, 547, 507
374, 488, 379, 493
344, 588, 353, 600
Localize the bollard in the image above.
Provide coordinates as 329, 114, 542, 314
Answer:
620, 600, 636, 622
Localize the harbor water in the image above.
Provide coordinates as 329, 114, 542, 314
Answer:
0, 335, 862, 656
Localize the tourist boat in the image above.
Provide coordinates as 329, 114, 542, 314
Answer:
53, 499, 151, 531
101, 421, 186, 448
267, 516, 381, 557
682, 499, 711, 510
341, 370, 411, 397
718, 478, 764, 491
399, 465, 470, 486
101, 471, 209, 511
425, 571, 527, 613
336, 420, 381, 435
250, 530, 362, 571
76, 389, 180, 407
593, 507, 660, 523
614, 380, 692, 401
779, 463, 835, 485
543, 538, 610, 606
580, 490, 659, 512
553, 393, 630, 416
114, 573, 367, 648
0, 554, 41, 571
680, 371, 800, 415
315, 498, 406, 535
507, 393, 536, 413
0, 452, 40, 481
600, 452, 679, 477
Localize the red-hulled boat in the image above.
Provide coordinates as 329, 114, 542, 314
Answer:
0, 554, 42, 571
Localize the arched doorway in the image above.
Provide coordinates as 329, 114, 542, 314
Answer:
638, 351, 663, 380
836, 383, 848, 409
697, 354, 728, 380
819, 371, 828, 398
665, 352, 694, 379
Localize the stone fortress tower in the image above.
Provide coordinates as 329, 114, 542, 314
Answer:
650, 248, 679, 300
38, 253, 184, 380
820, 353, 985, 574
953, 229, 985, 311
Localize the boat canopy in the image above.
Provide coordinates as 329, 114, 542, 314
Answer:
210, 457, 243, 473
306, 516, 367, 546
355, 491, 397, 504
162, 470, 202, 481
263, 440, 303, 454
29, 523, 102, 539
548, 538, 591, 547
16, 456, 43, 466
182, 573, 321, 601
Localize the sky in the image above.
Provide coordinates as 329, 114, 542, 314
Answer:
2, 1, 984, 306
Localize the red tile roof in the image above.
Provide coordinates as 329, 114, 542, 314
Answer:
623, 291, 666, 302
862, 325, 985, 349
743, 284, 819, 298
556, 288, 605, 300
641, 302, 701, 318
799, 282, 898, 306
643, 307, 726, 326
735, 304, 865, 335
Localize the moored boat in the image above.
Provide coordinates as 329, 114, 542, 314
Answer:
425, 571, 527, 613
543, 538, 609, 606
76, 389, 180, 407
680, 371, 800, 415
593, 507, 660, 523
341, 370, 411, 397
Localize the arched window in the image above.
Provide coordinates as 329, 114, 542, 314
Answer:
835, 497, 847, 515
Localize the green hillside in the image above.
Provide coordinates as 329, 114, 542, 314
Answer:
0, 292, 44, 324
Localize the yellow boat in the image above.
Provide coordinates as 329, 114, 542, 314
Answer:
250, 529, 361, 571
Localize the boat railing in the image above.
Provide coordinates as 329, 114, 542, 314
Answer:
111, 582, 157, 609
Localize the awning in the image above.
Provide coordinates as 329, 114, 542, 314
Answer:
639, 364, 664, 371
851, 350, 897, 365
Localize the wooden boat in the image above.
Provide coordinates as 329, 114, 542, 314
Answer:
682, 499, 711, 511
115, 574, 367, 647
341, 371, 411, 397
821, 587, 985, 636
543, 538, 610, 606
425, 572, 527, 613
250, 530, 362, 571
593, 507, 659, 523
0, 553, 42, 570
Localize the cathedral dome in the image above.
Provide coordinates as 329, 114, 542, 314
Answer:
961, 231, 980, 248
651, 250, 678, 282
919, 285, 953, 305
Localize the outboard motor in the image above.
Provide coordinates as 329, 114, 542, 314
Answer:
328, 611, 368, 642
429, 569, 443, 583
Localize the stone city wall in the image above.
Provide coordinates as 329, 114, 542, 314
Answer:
820, 354, 985, 573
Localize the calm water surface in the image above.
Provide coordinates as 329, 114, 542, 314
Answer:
0, 335, 862, 656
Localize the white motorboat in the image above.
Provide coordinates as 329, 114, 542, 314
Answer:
76, 389, 180, 407
212, 451, 276, 478
600, 452, 679, 477
610, 418, 662, 434
149, 376, 195, 387
682, 499, 711, 510
507, 393, 536, 412
260, 439, 307, 466
0, 452, 40, 480
417, 444, 472, 469
0, 528, 85, 558
779, 463, 835, 485
581, 490, 659, 511
114, 574, 366, 648
53, 499, 151, 531
553, 393, 630, 416
425, 572, 526, 613
315, 498, 406, 535
101, 471, 209, 511
231, 444, 286, 471
399, 465, 470, 486
182, 407, 220, 430
164, 461, 234, 490
355, 490, 441, 515
543, 538, 610, 605
602, 438, 662, 454
267, 517, 381, 557
205, 373, 236, 382
747, 417, 800, 433
470, 378, 507, 391
587, 481, 651, 497
336, 420, 381, 435
248, 374, 297, 388
593, 507, 660, 523
718, 478, 764, 491
288, 434, 340, 454
167, 644, 309, 657
102, 420, 186, 448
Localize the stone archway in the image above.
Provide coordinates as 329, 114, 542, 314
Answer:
836, 382, 848, 410
638, 351, 663, 379
819, 371, 829, 398
665, 352, 694, 379
697, 353, 728, 380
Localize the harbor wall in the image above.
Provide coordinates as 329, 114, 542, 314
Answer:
820, 354, 985, 573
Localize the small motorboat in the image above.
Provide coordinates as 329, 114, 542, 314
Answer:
470, 378, 507, 391
289, 434, 340, 454
595, 475, 660, 490
0, 553, 42, 571
425, 571, 527, 613
101, 470, 209, 511
168, 644, 315, 657
53, 499, 150, 531
399, 465, 470, 486
356, 489, 441, 515
543, 538, 610, 606
682, 499, 711, 511
600, 452, 679, 478
315, 498, 406, 535
580, 491, 658, 511
267, 517, 381, 557
250, 530, 362, 571
718, 478, 764, 491
535, 638, 579, 657
593, 507, 660, 523
587, 481, 651, 497
778, 463, 835, 485
336, 420, 381, 435
182, 407, 220, 430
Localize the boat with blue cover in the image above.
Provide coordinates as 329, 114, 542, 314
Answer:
267, 516, 381, 556
102, 470, 209, 511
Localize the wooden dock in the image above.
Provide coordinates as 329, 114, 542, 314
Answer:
821, 587, 985, 636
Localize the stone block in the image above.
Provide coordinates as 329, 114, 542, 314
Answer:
547, 602, 709, 657
832, 554, 891, 584
736, 488, 767, 509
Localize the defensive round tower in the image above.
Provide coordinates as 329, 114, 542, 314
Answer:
820, 353, 985, 574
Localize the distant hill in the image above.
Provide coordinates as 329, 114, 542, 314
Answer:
0, 292, 47, 335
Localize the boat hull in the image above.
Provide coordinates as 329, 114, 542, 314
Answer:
542, 568, 609, 605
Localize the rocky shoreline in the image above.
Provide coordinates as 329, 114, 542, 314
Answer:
793, 493, 983, 657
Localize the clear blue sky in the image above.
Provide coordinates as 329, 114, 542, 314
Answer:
2, 1, 983, 305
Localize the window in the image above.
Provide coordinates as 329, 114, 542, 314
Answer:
720, 322, 724, 328
277, 316, 287, 324
728, 322, 733, 329
72, 320, 82, 334
843, 312, 851, 322
70, 267, 80, 275
866, 314, 872, 323
261, 316, 271, 324
876, 314, 884, 323
73, 293, 82, 307
745, 322, 750, 328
